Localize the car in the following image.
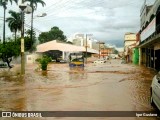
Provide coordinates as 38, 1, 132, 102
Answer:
150, 71, 160, 110
0, 62, 8, 68
105, 56, 109, 60
60, 60, 67, 63
51, 59, 56, 62
93, 59, 106, 63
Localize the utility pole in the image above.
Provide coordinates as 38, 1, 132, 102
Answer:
144, 0, 146, 5
99, 42, 100, 59
85, 34, 92, 64
31, 0, 33, 48
85, 34, 87, 64
2, 0, 7, 45
19, 1, 27, 75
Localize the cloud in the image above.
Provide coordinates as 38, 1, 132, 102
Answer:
0, 0, 156, 47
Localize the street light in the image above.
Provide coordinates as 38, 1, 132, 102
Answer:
19, 2, 27, 75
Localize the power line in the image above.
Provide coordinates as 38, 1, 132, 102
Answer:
24, 23, 42, 33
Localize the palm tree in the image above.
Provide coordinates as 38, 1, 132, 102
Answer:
24, 0, 45, 46
6, 10, 22, 42
0, 0, 18, 44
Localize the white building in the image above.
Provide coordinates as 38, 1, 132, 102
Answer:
68, 33, 94, 48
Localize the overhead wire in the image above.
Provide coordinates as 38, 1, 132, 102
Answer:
31, 0, 142, 34
1, 0, 150, 37
24, 23, 42, 33
35, 1, 140, 21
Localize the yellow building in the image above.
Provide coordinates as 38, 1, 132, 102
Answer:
124, 33, 137, 47
124, 33, 137, 63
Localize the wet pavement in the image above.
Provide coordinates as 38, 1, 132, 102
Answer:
0, 59, 159, 120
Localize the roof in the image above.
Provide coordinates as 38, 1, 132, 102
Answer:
125, 32, 136, 35
36, 40, 99, 54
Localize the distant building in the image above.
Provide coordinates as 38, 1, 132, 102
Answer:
35, 40, 99, 64
124, 33, 137, 63
124, 32, 137, 47
100, 48, 115, 58
69, 34, 93, 48
72, 38, 83, 46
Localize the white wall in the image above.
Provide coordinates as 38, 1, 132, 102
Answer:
26, 54, 41, 64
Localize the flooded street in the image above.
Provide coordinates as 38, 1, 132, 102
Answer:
0, 59, 159, 120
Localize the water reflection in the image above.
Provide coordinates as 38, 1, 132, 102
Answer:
0, 75, 26, 111
69, 67, 87, 81
41, 71, 48, 76
0, 60, 159, 120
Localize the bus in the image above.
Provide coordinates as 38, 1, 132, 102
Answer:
69, 52, 84, 67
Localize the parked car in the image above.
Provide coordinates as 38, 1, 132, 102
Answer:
93, 59, 106, 63
150, 71, 160, 110
60, 60, 67, 63
0, 62, 8, 68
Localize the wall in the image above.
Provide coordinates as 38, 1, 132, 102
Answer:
140, 0, 159, 29
26, 54, 41, 64
124, 33, 137, 47
132, 48, 139, 64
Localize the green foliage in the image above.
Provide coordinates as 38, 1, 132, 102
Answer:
24, 0, 46, 10
0, 0, 18, 8
38, 26, 67, 44
113, 49, 119, 54
16, 33, 36, 52
25, 29, 36, 38
6, 10, 21, 42
0, 40, 20, 58
37, 56, 51, 71
0, 39, 20, 68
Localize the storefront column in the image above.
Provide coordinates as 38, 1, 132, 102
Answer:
62, 51, 65, 60
139, 48, 142, 65
154, 50, 156, 69
149, 49, 151, 68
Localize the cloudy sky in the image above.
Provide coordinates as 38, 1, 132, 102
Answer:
0, 0, 156, 48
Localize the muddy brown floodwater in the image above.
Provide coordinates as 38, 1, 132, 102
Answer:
0, 59, 159, 120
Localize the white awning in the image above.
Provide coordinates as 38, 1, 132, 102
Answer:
36, 40, 99, 54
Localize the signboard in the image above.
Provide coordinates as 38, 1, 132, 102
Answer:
140, 18, 156, 42
21, 38, 24, 52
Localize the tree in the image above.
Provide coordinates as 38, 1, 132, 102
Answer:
24, 0, 45, 45
36, 55, 51, 71
6, 10, 21, 42
0, 39, 20, 68
16, 35, 36, 52
113, 48, 119, 54
0, 0, 18, 44
38, 26, 67, 44
24, 0, 45, 9
25, 29, 36, 52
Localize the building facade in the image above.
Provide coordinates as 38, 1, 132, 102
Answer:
139, 0, 160, 70
124, 33, 137, 63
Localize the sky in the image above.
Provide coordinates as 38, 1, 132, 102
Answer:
0, 0, 156, 49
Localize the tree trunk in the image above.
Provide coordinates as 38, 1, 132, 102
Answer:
2, 56, 12, 69
3, 6, 6, 44
15, 31, 17, 42
6, 58, 12, 68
